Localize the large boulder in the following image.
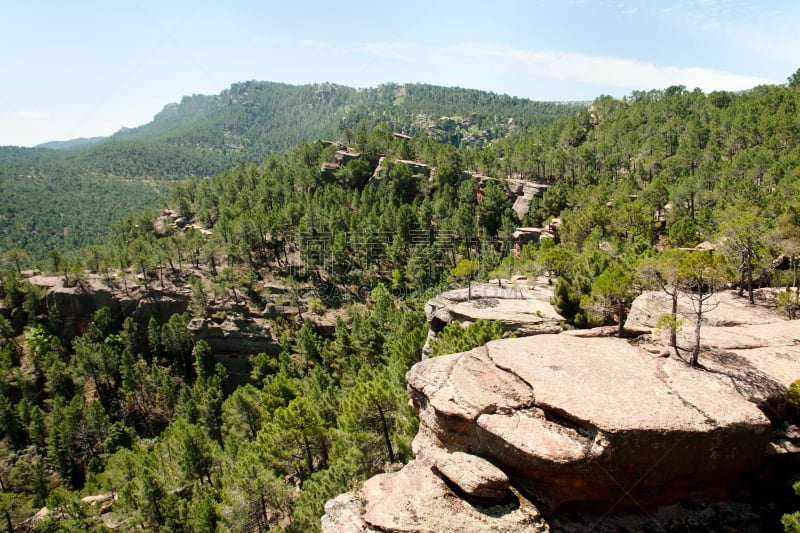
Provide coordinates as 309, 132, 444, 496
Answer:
322, 460, 547, 533
433, 450, 510, 499
406, 332, 800, 514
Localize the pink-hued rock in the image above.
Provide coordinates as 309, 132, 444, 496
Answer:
433, 451, 509, 499
424, 284, 562, 337
359, 460, 547, 533
325, 288, 800, 531
406, 332, 800, 513
322, 460, 546, 533
321, 493, 368, 533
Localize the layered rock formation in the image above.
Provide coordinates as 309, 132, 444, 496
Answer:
27, 274, 191, 343
324, 291, 800, 531
505, 178, 550, 219
423, 282, 562, 356
24, 272, 281, 388
188, 313, 282, 388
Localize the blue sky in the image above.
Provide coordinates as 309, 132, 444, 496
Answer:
1, 0, 797, 147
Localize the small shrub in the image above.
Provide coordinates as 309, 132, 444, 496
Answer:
656, 314, 683, 343
309, 298, 325, 316
787, 379, 800, 411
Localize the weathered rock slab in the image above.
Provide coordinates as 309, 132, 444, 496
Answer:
407, 333, 798, 513
626, 290, 779, 331
433, 451, 509, 499
356, 460, 547, 533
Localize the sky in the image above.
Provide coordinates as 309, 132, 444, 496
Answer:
1, 0, 797, 147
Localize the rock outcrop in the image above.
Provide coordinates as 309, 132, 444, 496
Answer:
324, 290, 800, 531
407, 334, 790, 513
425, 282, 562, 335
23, 272, 283, 387
505, 179, 549, 219
322, 459, 548, 533
187, 313, 281, 356
30, 274, 191, 343
188, 313, 281, 389
423, 282, 562, 356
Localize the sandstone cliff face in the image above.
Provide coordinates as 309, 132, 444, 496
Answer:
324, 291, 800, 531
505, 178, 549, 220
188, 313, 282, 389
33, 275, 191, 343
26, 273, 279, 377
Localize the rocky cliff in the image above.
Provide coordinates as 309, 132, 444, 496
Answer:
23, 272, 283, 385
323, 290, 800, 531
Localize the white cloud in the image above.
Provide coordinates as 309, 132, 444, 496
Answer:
13, 110, 51, 119
362, 41, 777, 92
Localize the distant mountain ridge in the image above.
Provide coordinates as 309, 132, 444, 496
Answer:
35, 136, 107, 150
0, 80, 586, 260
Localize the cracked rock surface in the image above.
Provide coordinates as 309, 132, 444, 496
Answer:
323, 460, 548, 533
407, 333, 798, 513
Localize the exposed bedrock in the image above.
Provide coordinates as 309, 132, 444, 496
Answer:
324, 290, 800, 531
423, 283, 563, 356
406, 332, 800, 514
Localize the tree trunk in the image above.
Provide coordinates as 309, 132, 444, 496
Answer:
260, 493, 270, 531
692, 296, 703, 366
617, 302, 625, 338
738, 253, 746, 297
746, 238, 754, 304
669, 290, 678, 349
302, 433, 314, 475
377, 405, 395, 464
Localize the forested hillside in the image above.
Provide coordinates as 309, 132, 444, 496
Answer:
0, 73, 799, 531
0, 82, 583, 262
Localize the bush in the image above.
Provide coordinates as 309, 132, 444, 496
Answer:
787, 379, 800, 410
